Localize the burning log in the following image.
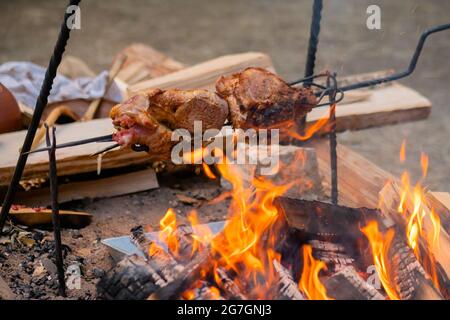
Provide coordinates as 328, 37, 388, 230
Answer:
274, 197, 382, 240
149, 248, 212, 300
309, 240, 354, 273
389, 238, 443, 300
379, 182, 449, 298
97, 254, 165, 300
170, 225, 196, 262
190, 282, 225, 300
215, 267, 247, 300
272, 260, 305, 300
323, 266, 384, 300
130, 225, 184, 283
130, 225, 151, 258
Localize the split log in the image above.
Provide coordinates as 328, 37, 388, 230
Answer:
312, 140, 450, 294
112, 43, 186, 85
128, 52, 274, 94
215, 267, 247, 300
97, 254, 164, 300
274, 197, 382, 240
388, 238, 443, 300
324, 266, 384, 300
130, 225, 183, 283
379, 182, 450, 298
307, 83, 430, 133
15, 168, 159, 206
170, 225, 196, 262
309, 240, 354, 273
149, 248, 212, 300
272, 260, 305, 300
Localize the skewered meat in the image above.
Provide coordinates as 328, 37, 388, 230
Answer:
216, 67, 317, 129
110, 88, 228, 160
110, 68, 317, 160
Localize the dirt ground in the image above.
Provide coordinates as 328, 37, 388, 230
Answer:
0, 0, 449, 299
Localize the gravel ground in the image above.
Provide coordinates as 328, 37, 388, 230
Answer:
0, 0, 448, 299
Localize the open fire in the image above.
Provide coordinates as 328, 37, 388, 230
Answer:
99, 137, 445, 300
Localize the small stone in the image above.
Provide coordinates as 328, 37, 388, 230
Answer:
71, 230, 82, 239
92, 267, 105, 278
41, 258, 58, 276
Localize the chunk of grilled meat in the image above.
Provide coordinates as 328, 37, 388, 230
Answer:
216, 67, 317, 129
110, 89, 228, 160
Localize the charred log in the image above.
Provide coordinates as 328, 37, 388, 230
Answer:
272, 260, 305, 300
97, 254, 162, 300
324, 266, 384, 300
274, 197, 382, 241
215, 267, 247, 300
309, 240, 354, 273
389, 239, 443, 300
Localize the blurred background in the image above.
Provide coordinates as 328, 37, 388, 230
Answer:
0, 0, 449, 190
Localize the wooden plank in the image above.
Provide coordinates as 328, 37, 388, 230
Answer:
428, 192, 450, 233
308, 83, 431, 132
0, 118, 150, 186
128, 52, 275, 94
15, 168, 159, 206
113, 43, 186, 85
311, 139, 394, 208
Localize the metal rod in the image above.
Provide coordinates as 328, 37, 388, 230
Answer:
291, 23, 450, 91
339, 23, 450, 92
327, 74, 338, 205
46, 126, 66, 297
90, 143, 121, 156
23, 134, 114, 155
0, 0, 81, 232
304, 0, 323, 84
298, 0, 323, 132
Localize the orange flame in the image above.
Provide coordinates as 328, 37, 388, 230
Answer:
202, 163, 217, 179
152, 126, 333, 299
283, 105, 335, 141
420, 152, 428, 179
298, 245, 332, 300
399, 140, 406, 163
361, 221, 400, 300
159, 208, 179, 255
394, 150, 441, 289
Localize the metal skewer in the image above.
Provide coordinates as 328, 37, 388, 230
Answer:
23, 134, 114, 155
46, 125, 66, 297
0, 0, 81, 232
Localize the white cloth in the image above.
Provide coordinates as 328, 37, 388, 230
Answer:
0, 61, 122, 108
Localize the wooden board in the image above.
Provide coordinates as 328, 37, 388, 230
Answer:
311, 139, 394, 209
0, 118, 150, 186
15, 168, 159, 206
308, 83, 431, 132
128, 52, 275, 94
112, 43, 186, 85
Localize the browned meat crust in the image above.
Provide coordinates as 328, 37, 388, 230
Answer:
216, 67, 317, 129
110, 89, 228, 160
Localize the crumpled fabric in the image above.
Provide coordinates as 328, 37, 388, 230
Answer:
0, 61, 123, 109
